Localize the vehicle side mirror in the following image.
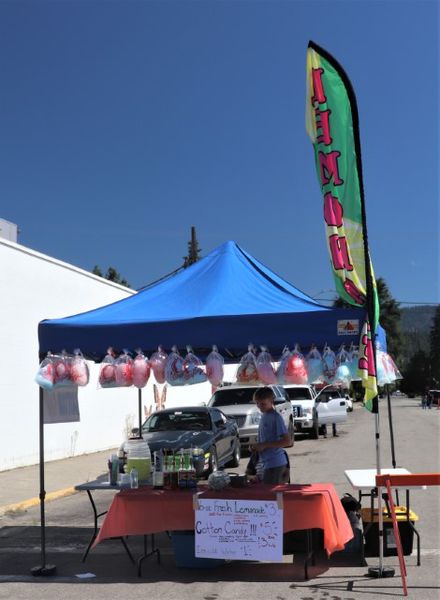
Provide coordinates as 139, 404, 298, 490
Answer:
131, 427, 140, 436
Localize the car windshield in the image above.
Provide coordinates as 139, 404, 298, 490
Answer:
209, 388, 257, 406
317, 390, 342, 402
285, 388, 312, 401
144, 411, 211, 432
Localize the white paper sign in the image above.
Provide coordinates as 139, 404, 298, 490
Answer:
195, 498, 283, 561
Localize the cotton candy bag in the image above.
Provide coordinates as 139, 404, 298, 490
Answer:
305, 346, 324, 384
99, 348, 117, 388
132, 349, 151, 388
70, 349, 89, 386
256, 347, 277, 384
150, 346, 168, 384
322, 345, 337, 384
52, 351, 73, 387
114, 350, 133, 387
334, 346, 351, 387
35, 352, 55, 390
347, 345, 361, 381
206, 345, 224, 387
182, 346, 207, 385
165, 346, 185, 386
236, 345, 259, 384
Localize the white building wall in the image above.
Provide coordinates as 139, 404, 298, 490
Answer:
0, 238, 139, 471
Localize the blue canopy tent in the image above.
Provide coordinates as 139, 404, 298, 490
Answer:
39, 240, 384, 360
34, 240, 387, 576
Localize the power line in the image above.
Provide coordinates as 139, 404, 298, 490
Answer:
312, 296, 439, 306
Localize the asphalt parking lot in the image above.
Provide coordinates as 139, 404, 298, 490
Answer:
0, 395, 439, 600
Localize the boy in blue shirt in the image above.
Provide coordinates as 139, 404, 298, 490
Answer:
249, 387, 293, 484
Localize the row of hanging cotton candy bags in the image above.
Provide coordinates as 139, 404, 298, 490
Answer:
35, 343, 364, 391
35, 349, 90, 390
35, 345, 223, 390
236, 343, 361, 387
97, 345, 227, 388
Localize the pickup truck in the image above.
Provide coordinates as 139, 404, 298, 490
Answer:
208, 384, 294, 451
283, 384, 347, 439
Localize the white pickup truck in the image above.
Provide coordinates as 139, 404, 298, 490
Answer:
283, 384, 347, 439
208, 384, 294, 451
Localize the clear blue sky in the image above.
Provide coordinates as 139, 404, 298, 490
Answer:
1, 0, 438, 305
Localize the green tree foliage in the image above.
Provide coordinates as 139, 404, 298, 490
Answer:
429, 305, 440, 385
333, 277, 403, 361
183, 226, 202, 268
92, 265, 130, 288
400, 350, 430, 395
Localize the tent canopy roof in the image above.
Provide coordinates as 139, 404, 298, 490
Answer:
38, 241, 374, 361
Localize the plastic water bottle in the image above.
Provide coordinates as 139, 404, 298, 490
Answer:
130, 467, 139, 489
153, 449, 164, 489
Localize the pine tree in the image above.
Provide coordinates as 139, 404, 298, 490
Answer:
183, 226, 202, 268
92, 265, 130, 288
429, 305, 440, 386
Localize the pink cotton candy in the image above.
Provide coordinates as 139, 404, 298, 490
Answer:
132, 354, 150, 388
236, 348, 259, 384
70, 360, 89, 386
256, 349, 277, 384
284, 354, 308, 384
115, 362, 133, 387
150, 347, 168, 384
206, 346, 224, 387
100, 363, 116, 384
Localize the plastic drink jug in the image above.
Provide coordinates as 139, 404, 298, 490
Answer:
125, 438, 151, 483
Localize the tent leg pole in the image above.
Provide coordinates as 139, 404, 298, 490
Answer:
386, 383, 399, 504
387, 384, 397, 469
31, 388, 56, 576
368, 411, 394, 579
138, 388, 142, 435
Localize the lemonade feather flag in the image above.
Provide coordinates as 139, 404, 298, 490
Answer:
305, 41, 379, 412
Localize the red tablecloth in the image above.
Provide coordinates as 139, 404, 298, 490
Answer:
93, 483, 353, 556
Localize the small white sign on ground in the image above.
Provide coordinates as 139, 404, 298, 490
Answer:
195, 498, 283, 561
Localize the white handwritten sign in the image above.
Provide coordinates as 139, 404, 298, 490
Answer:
195, 498, 283, 561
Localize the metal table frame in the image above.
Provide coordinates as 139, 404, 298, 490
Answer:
344, 468, 422, 566
74, 480, 135, 564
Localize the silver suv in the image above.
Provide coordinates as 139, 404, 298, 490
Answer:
208, 384, 294, 450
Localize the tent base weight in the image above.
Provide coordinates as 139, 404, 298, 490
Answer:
367, 566, 395, 578
31, 564, 57, 577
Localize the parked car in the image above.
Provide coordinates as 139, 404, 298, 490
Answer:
121, 406, 240, 476
283, 384, 347, 438
314, 385, 348, 431
344, 394, 353, 412
283, 384, 318, 438
208, 384, 294, 451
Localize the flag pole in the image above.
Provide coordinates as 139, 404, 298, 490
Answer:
307, 41, 394, 578
350, 63, 394, 580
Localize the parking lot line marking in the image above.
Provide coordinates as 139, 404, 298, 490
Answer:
0, 486, 76, 516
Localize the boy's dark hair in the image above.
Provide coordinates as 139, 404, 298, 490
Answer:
253, 386, 275, 402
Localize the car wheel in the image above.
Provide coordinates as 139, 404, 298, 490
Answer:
310, 418, 319, 439
208, 446, 218, 474
226, 439, 241, 467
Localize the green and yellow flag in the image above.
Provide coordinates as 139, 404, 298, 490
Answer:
305, 41, 380, 412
